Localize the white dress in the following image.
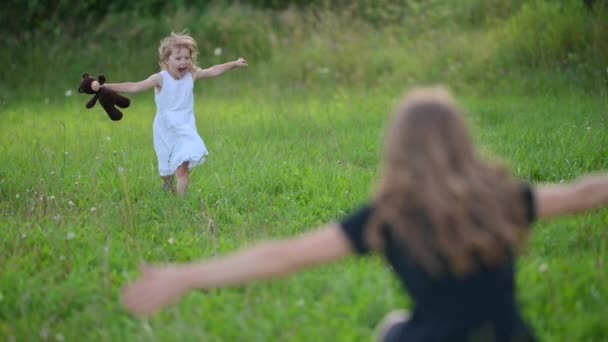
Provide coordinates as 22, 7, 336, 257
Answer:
153, 70, 208, 176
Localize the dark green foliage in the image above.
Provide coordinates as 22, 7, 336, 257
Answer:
1, 0, 164, 39
0, 0, 318, 38
1, 0, 607, 107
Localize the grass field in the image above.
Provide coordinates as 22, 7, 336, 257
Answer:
1, 85, 607, 341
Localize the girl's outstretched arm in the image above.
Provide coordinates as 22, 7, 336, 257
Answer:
536, 173, 608, 219
194, 58, 248, 79
122, 223, 352, 316
101, 73, 161, 93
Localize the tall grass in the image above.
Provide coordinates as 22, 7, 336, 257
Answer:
1, 86, 607, 340
1, 0, 607, 340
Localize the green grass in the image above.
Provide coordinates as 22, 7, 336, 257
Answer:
1, 86, 607, 341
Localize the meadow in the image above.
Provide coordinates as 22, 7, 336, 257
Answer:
1, 84, 607, 341
1, 0, 608, 341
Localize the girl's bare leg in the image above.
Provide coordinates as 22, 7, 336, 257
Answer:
175, 162, 190, 197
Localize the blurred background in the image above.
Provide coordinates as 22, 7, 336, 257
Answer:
0, 0, 606, 105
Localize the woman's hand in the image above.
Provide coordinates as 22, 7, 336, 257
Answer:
122, 263, 191, 316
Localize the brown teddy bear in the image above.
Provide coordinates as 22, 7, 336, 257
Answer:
78, 73, 130, 121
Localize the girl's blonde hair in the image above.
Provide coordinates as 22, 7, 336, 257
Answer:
158, 31, 199, 71
367, 86, 529, 276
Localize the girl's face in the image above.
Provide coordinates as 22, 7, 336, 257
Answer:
166, 46, 193, 79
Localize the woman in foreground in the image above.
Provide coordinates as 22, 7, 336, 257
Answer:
122, 86, 608, 341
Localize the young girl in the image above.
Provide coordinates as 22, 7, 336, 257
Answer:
98, 32, 248, 196
122, 87, 608, 341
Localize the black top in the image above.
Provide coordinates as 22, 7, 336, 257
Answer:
340, 185, 536, 342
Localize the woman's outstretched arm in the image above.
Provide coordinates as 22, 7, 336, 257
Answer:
122, 223, 352, 316
536, 173, 608, 219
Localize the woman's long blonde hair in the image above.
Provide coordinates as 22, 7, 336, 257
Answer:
367, 86, 529, 276
158, 31, 199, 71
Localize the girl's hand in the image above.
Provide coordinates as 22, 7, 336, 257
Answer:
234, 58, 248, 68
91, 80, 101, 92
122, 263, 191, 316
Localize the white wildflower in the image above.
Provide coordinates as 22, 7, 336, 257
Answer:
167, 237, 176, 245
68, 200, 74, 207
118, 166, 125, 174
49, 195, 55, 200
67, 232, 75, 240
106, 136, 111, 141
538, 263, 548, 273
40, 328, 49, 340
142, 320, 153, 332
91, 207, 97, 212
15, 194, 20, 199
213, 47, 223, 56
64, 89, 73, 97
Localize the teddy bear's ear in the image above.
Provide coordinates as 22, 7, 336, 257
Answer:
98, 75, 106, 85
82, 73, 90, 79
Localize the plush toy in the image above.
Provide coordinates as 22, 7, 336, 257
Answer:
78, 73, 130, 121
